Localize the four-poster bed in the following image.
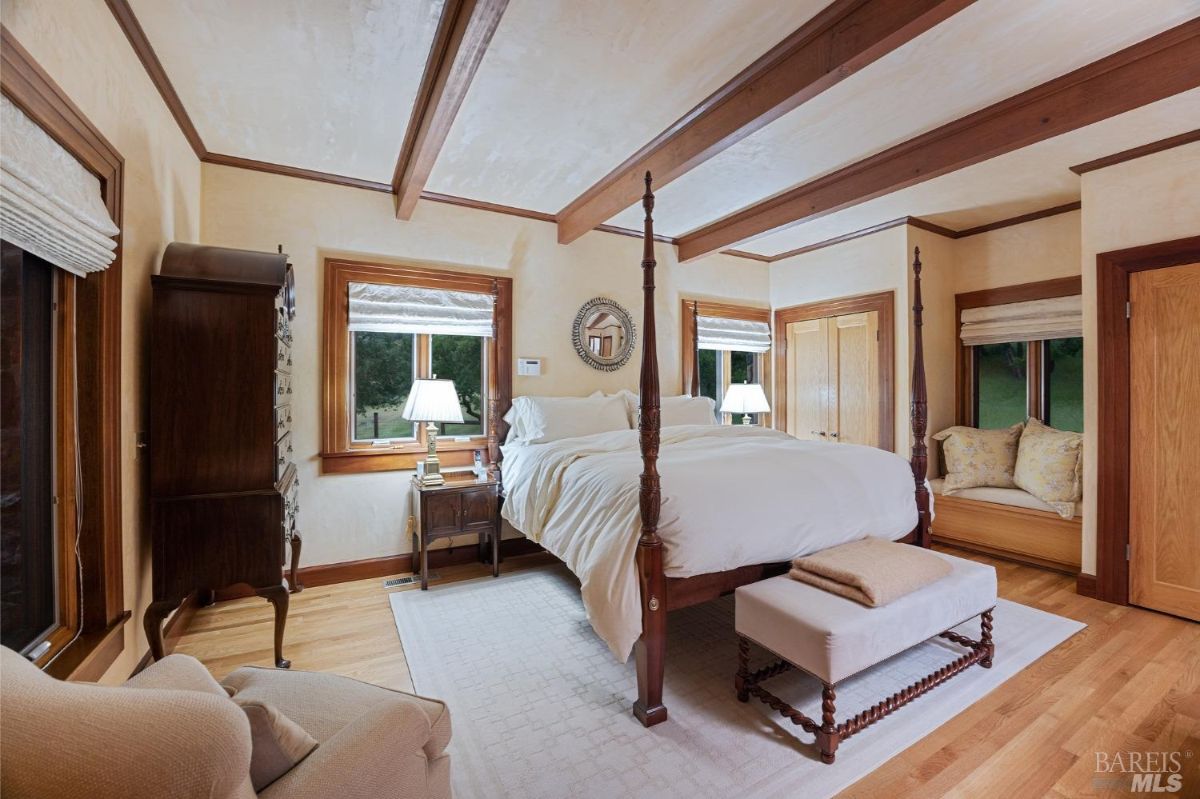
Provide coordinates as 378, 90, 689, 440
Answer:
494, 173, 932, 728
630, 173, 932, 726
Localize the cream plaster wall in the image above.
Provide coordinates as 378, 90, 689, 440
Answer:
199, 163, 769, 569
1078, 143, 1200, 576
954, 210, 1082, 293
2, 0, 203, 682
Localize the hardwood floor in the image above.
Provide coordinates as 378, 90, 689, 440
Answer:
176, 547, 1200, 798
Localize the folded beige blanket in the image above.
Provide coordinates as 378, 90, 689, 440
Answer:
789, 538, 952, 607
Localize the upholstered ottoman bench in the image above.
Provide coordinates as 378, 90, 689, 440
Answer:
734, 549, 997, 764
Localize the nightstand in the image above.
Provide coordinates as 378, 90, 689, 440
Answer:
410, 474, 501, 590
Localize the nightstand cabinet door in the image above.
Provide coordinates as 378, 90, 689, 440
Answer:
424, 492, 461, 535
462, 488, 496, 530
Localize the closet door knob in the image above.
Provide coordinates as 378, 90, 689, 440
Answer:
830, 432, 840, 439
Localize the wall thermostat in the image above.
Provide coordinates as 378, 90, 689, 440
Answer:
517, 357, 542, 376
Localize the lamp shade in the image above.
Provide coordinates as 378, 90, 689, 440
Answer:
401, 378, 465, 423
720, 382, 770, 415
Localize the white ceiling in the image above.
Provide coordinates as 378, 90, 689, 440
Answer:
125, 0, 1199, 255
424, 0, 829, 212
744, 88, 1200, 257
604, 0, 1200, 237
129, 0, 445, 181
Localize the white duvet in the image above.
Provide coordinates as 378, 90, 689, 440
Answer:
500, 425, 919, 660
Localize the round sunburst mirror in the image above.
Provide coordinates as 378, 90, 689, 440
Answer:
572, 297, 636, 371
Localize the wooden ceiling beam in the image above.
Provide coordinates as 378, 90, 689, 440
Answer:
676, 19, 1200, 262
392, 0, 508, 220
554, 0, 976, 245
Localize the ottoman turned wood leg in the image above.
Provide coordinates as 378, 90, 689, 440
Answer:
817, 683, 839, 764
981, 608, 995, 668
735, 636, 751, 702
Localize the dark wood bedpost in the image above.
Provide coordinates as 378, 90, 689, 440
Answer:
910, 247, 931, 548
633, 172, 668, 727
487, 279, 501, 479
690, 301, 700, 396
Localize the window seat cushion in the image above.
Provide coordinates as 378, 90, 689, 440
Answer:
930, 478, 1081, 518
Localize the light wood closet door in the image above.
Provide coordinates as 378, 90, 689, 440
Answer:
830, 312, 879, 446
787, 318, 830, 441
1130, 262, 1200, 621
785, 312, 881, 447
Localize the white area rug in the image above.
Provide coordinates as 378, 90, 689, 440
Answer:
390, 565, 1083, 799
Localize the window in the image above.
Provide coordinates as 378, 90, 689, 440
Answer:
1, 36, 128, 681
682, 300, 772, 425
322, 259, 512, 473
973, 342, 1027, 429
352, 332, 415, 441
697, 348, 760, 424
1, 246, 61, 656
1043, 337, 1083, 432
431, 335, 485, 436
958, 281, 1084, 432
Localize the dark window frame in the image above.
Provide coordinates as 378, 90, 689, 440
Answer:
2, 29, 130, 680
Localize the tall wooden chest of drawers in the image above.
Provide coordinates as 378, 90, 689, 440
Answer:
145, 243, 300, 668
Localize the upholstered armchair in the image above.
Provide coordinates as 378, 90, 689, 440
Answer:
0, 646, 451, 799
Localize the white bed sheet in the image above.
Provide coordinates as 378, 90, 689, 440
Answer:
500, 425, 918, 660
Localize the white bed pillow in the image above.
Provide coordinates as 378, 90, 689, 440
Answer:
504, 394, 631, 444
614, 392, 717, 427
661, 395, 717, 426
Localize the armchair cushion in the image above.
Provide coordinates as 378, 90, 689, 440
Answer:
221, 666, 450, 760
123, 652, 228, 697
0, 647, 255, 799
222, 666, 451, 799
233, 699, 319, 791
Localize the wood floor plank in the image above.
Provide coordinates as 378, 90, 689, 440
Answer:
174, 549, 1199, 797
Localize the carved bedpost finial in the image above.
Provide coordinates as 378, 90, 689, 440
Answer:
638, 172, 660, 542
487, 278, 501, 480
634, 171, 668, 727
910, 246, 930, 547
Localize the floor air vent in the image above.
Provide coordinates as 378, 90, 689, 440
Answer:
384, 574, 437, 588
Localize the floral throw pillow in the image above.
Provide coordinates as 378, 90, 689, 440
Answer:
933, 423, 1023, 493
1014, 418, 1083, 519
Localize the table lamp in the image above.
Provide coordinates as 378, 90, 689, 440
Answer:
720, 381, 770, 425
402, 377, 464, 486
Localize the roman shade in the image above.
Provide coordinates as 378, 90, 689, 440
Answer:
697, 315, 771, 353
0, 95, 119, 277
348, 281, 494, 337
959, 296, 1082, 346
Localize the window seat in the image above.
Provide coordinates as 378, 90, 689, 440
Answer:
930, 479, 1081, 518
930, 478, 1082, 574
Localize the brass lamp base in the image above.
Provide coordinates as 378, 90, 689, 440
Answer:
417, 421, 445, 486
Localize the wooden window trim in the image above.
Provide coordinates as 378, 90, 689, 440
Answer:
954, 277, 1082, 426
2, 26, 130, 680
772, 291, 895, 450
321, 258, 512, 474
680, 299, 772, 426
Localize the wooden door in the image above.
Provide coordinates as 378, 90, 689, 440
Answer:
787, 318, 829, 441
830, 311, 880, 446
1129, 262, 1200, 621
